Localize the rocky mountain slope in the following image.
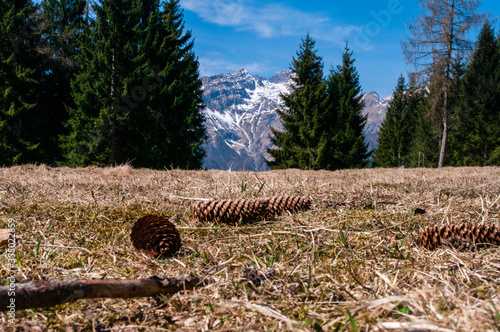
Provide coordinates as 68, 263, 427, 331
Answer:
201, 69, 391, 171
362, 91, 392, 151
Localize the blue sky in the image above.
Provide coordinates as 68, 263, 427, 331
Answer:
179, 0, 500, 97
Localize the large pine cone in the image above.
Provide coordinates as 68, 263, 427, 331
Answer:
131, 215, 182, 258
266, 196, 311, 216
418, 223, 500, 251
192, 199, 268, 223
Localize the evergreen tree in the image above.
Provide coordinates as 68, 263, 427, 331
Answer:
37, 0, 86, 163
374, 75, 427, 168
447, 56, 468, 166
317, 44, 369, 169
451, 22, 500, 165
61, 0, 141, 166
491, 30, 500, 164
314, 66, 340, 170
267, 34, 325, 169
408, 87, 440, 168
61, 0, 206, 169
126, 0, 206, 169
373, 75, 413, 167
0, 0, 43, 165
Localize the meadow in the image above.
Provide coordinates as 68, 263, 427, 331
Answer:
0, 165, 499, 331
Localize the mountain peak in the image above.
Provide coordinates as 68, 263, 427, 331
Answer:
268, 69, 292, 84
201, 70, 293, 171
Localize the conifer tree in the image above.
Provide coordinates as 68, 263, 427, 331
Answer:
61, 0, 141, 166
61, 0, 205, 168
267, 34, 325, 169
37, 0, 86, 163
126, 0, 206, 169
0, 0, 43, 165
373, 76, 410, 167
446, 56, 468, 165
312, 66, 338, 170
451, 22, 500, 165
318, 44, 369, 169
408, 88, 440, 168
373, 75, 422, 167
492, 31, 500, 164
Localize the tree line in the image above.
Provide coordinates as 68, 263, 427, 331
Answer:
374, 23, 500, 167
270, 0, 499, 170
2, 0, 498, 171
1, 0, 206, 169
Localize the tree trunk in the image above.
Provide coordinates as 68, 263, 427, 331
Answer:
109, 48, 117, 165
438, 89, 448, 168
0, 275, 212, 311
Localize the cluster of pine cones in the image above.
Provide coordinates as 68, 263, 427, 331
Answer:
130, 195, 500, 258
130, 195, 311, 258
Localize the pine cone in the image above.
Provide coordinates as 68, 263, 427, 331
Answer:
192, 199, 268, 223
131, 215, 182, 258
266, 196, 311, 216
418, 223, 500, 251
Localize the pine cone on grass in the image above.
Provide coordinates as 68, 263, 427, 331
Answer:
266, 196, 311, 216
131, 215, 182, 258
192, 196, 312, 223
418, 223, 500, 251
192, 199, 268, 224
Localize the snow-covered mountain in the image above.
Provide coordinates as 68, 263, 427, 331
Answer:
201, 68, 292, 171
362, 91, 392, 152
201, 69, 391, 171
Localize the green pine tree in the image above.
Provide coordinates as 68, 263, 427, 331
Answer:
61, 0, 141, 166
373, 75, 419, 167
408, 62, 448, 168
446, 56, 468, 166
61, 0, 206, 169
37, 0, 86, 163
408, 92, 440, 168
0, 0, 43, 165
373, 76, 407, 167
313, 65, 339, 170
126, 0, 206, 169
451, 21, 500, 165
491, 30, 500, 164
267, 34, 325, 170
318, 44, 369, 169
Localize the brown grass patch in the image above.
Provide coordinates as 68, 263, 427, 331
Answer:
1, 165, 499, 331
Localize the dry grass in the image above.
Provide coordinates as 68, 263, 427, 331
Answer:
0, 165, 499, 331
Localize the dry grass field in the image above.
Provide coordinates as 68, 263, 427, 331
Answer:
0, 165, 499, 331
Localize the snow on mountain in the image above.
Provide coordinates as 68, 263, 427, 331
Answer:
362, 91, 392, 152
201, 68, 292, 171
201, 69, 391, 171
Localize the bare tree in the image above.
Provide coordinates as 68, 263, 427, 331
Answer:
402, 0, 486, 168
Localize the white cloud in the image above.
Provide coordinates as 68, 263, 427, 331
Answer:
180, 0, 358, 44
198, 55, 271, 77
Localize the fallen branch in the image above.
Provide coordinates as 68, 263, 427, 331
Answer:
0, 275, 212, 311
